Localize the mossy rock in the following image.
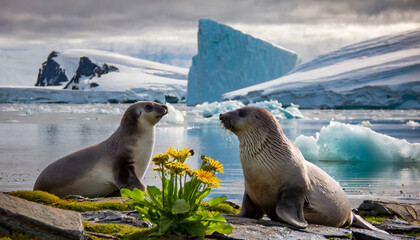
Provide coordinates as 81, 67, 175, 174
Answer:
0, 231, 42, 240
83, 221, 156, 240
9, 190, 132, 212
202, 201, 241, 215
362, 215, 392, 225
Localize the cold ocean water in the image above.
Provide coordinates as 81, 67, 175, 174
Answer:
0, 103, 419, 207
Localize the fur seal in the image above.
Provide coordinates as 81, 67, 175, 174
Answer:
34, 101, 168, 198
219, 106, 386, 232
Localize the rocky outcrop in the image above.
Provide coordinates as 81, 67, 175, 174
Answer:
64, 57, 118, 90
0, 193, 85, 240
35, 51, 118, 90
356, 200, 420, 222
35, 51, 68, 86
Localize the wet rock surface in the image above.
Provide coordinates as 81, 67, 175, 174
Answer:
0, 192, 85, 240
379, 219, 420, 235
81, 210, 152, 228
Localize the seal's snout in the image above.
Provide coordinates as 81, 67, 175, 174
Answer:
219, 113, 232, 130
161, 105, 168, 115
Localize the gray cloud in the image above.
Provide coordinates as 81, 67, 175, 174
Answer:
1, 0, 420, 40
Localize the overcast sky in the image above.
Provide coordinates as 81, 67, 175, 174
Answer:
1, 0, 420, 84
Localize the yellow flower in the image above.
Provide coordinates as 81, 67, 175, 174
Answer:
208, 158, 224, 174
201, 155, 224, 174
167, 162, 191, 175
166, 147, 194, 163
194, 169, 221, 187
152, 153, 169, 165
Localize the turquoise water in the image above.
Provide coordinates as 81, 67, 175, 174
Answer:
0, 104, 419, 207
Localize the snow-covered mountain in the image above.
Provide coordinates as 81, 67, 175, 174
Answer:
1, 49, 188, 103
187, 19, 300, 106
223, 30, 420, 109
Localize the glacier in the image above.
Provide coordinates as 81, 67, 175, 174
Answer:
294, 121, 420, 162
187, 19, 301, 106
223, 30, 420, 109
0, 49, 188, 103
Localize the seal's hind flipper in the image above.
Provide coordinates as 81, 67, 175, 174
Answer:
276, 188, 308, 229
351, 213, 389, 234
237, 191, 264, 219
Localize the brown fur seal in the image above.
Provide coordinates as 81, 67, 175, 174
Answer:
34, 101, 168, 198
219, 106, 386, 233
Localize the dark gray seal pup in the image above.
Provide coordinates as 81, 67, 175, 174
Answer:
34, 101, 168, 198
219, 106, 386, 233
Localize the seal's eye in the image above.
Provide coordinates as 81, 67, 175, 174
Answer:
238, 109, 246, 118
145, 104, 153, 112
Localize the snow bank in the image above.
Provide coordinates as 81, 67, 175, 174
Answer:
187, 19, 301, 106
193, 100, 303, 119
223, 30, 420, 109
294, 121, 420, 162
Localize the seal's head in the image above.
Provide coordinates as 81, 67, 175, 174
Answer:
121, 101, 168, 128
219, 106, 278, 136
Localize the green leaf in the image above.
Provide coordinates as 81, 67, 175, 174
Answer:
134, 206, 148, 215
206, 222, 233, 235
183, 221, 206, 237
147, 186, 163, 209
158, 216, 174, 235
120, 188, 147, 204
172, 199, 190, 214
120, 188, 132, 198
206, 212, 226, 222
208, 195, 227, 207
195, 188, 211, 203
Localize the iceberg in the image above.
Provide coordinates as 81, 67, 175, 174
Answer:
223, 30, 420, 109
187, 19, 301, 106
1, 49, 188, 104
294, 121, 420, 162
193, 100, 303, 120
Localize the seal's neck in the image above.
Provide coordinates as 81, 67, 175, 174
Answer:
238, 125, 293, 175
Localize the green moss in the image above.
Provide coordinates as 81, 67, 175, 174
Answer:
362, 216, 391, 224
83, 221, 156, 239
0, 231, 41, 240
9, 190, 132, 212
404, 232, 420, 237
201, 201, 240, 215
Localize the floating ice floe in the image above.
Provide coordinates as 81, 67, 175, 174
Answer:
193, 100, 303, 119
294, 121, 420, 162
160, 103, 185, 125
405, 120, 420, 127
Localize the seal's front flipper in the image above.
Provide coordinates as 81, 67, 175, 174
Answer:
115, 164, 146, 192
276, 189, 308, 229
238, 191, 264, 219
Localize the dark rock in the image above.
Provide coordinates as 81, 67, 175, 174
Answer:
65, 56, 99, 89
223, 215, 327, 239
64, 195, 130, 203
81, 210, 152, 228
351, 228, 402, 240
305, 225, 352, 239
356, 200, 420, 222
379, 219, 420, 234
0, 192, 85, 240
35, 51, 68, 86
